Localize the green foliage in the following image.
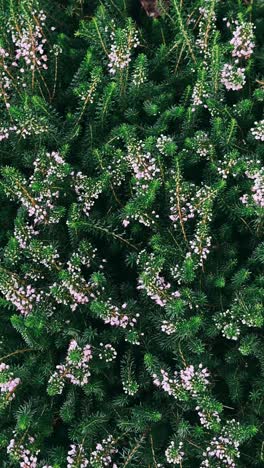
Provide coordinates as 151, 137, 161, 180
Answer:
0, 0, 263, 466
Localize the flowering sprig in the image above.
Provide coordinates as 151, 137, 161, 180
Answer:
1, 151, 70, 225
221, 64, 246, 91
121, 352, 139, 396
7, 433, 39, 467
131, 53, 148, 86
220, 18, 255, 94
196, 2, 217, 58
0, 6, 55, 113
188, 186, 217, 267
89, 435, 118, 467
165, 441, 184, 465
0, 267, 44, 316
169, 176, 216, 266
229, 20, 255, 60
73, 66, 102, 105
169, 178, 196, 227
0, 363, 20, 410
250, 120, 264, 142
14, 222, 39, 250
189, 226, 212, 267
47, 340, 93, 395
161, 320, 177, 335
127, 140, 160, 190
137, 251, 180, 308
153, 364, 210, 398
191, 79, 209, 112
240, 168, 264, 209
215, 293, 264, 342
194, 131, 213, 159
216, 153, 240, 180
201, 420, 242, 467
153, 365, 221, 429
108, 21, 139, 75
73, 172, 104, 217
215, 309, 241, 341
67, 444, 88, 468
14, 220, 60, 270
156, 134, 174, 156
50, 246, 98, 311
28, 151, 70, 224
0, 116, 50, 143
91, 299, 139, 330
8, 9, 49, 73
99, 343, 117, 363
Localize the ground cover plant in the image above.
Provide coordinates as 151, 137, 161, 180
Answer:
0, 0, 263, 466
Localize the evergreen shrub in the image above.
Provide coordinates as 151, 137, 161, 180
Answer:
0, 0, 263, 466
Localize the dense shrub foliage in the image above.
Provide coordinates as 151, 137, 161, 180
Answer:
0, 0, 263, 466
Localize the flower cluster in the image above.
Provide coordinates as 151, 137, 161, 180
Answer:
0, 8, 53, 111
137, 273, 180, 308
48, 340, 93, 395
191, 80, 209, 111
153, 364, 209, 399
196, 407, 221, 430
137, 252, 180, 307
161, 320, 177, 335
74, 172, 104, 217
123, 209, 159, 228
25, 241, 60, 270
221, 19, 254, 93
0, 47, 13, 109
99, 343, 117, 363
89, 435, 118, 467
216, 154, 238, 179
127, 141, 160, 189
9, 9, 48, 72
0, 363, 20, 409
221, 64, 246, 91
180, 364, 210, 396
165, 441, 184, 465
230, 21, 255, 60
75, 69, 101, 104
132, 54, 147, 86
169, 184, 196, 226
189, 231, 212, 266
169, 181, 215, 250
137, 271, 180, 307
7, 434, 39, 468
215, 294, 263, 341
101, 300, 139, 329
240, 169, 264, 209
196, 1, 217, 57
67, 444, 88, 468
188, 187, 215, 267
28, 151, 69, 224
201, 421, 241, 467
215, 309, 241, 341
0, 270, 43, 316
51, 248, 97, 311
0, 124, 18, 142
122, 376, 139, 396
156, 134, 174, 155
153, 365, 221, 429
251, 120, 264, 142
14, 223, 39, 249
194, 131, 213, 158
14, 220, 60, 270
108, 24, 139, 75
14, 114, 49, 139
2, 152, 68, 226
